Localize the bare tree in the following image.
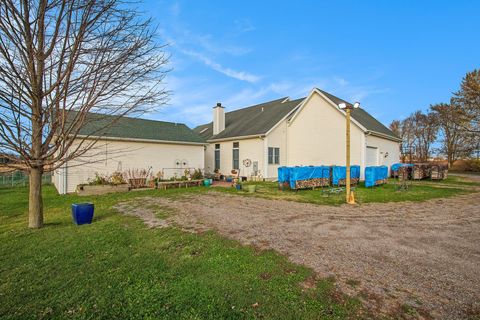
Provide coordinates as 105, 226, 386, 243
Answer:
430, 102, 473, 167
411, 111, 438, 162
0, 0, 169, 228
400, 116, 416, 163
453, 69, 480, 133
389, 119, 405, 161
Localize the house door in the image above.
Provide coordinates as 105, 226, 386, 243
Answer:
366, 146, 379, 167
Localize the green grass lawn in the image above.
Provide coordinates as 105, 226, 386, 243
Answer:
0, 185, 365, 320
1, 177, 475, 319
218, 176, 478, 206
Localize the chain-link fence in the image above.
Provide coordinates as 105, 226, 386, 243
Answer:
0, 171, 52, 188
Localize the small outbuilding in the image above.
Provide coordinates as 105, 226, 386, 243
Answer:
53, 113, 206, 194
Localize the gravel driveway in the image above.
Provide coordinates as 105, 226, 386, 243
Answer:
116, 187, 480, 319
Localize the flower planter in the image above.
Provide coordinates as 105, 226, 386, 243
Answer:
71, 203, 94, 225
129, 178, 147, 189
76, 184, 129, 196
247, 185, 256, 193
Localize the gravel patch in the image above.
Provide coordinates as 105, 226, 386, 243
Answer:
118, 190, 480, 319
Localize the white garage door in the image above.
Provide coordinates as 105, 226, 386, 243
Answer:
366, 146, 379, 167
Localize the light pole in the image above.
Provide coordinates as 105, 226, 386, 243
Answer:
339, 101, 360, 204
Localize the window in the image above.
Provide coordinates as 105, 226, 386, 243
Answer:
214, 144, 220, 170
232, 142, 239, 170
268, 147, 280, 165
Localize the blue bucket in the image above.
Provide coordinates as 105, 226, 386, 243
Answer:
71, 203, 94, 225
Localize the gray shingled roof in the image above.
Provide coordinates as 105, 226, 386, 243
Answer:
194, 89, 398, 141
316, 89, 399, 139
74, 112, 205, 143
194, 97, 304, 140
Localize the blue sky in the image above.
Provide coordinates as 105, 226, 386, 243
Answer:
144, 0, 479, 128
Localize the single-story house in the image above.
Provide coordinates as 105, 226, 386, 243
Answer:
53, 114, 206, 194
194, 88, 401, 180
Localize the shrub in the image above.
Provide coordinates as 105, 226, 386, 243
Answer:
110, 171, 126, 185
88, 173, 109, 185
191, 168, 203, 180
88, 172, 127, 186
451, 159, 480, 172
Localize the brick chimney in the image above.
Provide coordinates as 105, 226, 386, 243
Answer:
213, 102, 225, 135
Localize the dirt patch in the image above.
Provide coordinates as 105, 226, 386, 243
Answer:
113, 201, 170, 228
118, 190, 480, 319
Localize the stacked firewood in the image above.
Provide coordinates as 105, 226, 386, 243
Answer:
295, 178, 330, 189
409, 163, 448, 180
412, 163, 431, 180
336, 178, 360, 186
430, 164, 448, 180
391, 166, 412, 179
374, 178, 387, 186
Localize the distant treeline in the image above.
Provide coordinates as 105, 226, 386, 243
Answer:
390, 69, 480, 167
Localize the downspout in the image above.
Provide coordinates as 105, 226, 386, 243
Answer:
263, 136, 268, 179
285, 121, 289, 166
360, 133, 366, 180
63, 162, 68, 195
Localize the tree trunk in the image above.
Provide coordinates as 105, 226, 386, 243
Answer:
448, 157, 454, 169
28, 168, 44, 228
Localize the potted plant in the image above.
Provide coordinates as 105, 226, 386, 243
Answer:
233, 178, 242, 190
71, 203, 94, 225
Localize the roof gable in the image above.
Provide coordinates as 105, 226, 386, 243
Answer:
74, 112, 205, 144
316, 89, 399, 139
194, 97, 303, 140
194, 87, 399, 142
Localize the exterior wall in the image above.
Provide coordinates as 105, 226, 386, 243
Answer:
204, 143, 215, 173
365, 134, 401, 173
287, 92, 364, 168
53, 138, 204, 194
201, 91, 398, 181
266, 120, 288, 178
205, 137, 265, 178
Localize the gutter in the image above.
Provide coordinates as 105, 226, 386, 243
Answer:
75, 135, 207, 146
366, 130, 402, 142
207, 134, 266, 143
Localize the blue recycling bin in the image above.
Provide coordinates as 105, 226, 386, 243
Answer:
71, 203, 94, 225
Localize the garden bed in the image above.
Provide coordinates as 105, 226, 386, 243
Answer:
156, 179, 203, 190
76, 183, 129, 196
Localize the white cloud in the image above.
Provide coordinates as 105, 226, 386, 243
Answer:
181, 49, 260, 83
234, 19, 256, 33
333, 76, 349, 86
169, 2, 181, 17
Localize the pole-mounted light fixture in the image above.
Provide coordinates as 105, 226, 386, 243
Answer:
339, 100, 360, 204
339, 102, 360, 110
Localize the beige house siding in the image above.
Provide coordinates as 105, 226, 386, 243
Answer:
204, 143, 215, 173
53, 138, 204, 194
206, 138, 265, 177
266, 120, 288, 178
287, 92, 364, 168
203, 91, 399, 180
365, 134, 401, 173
